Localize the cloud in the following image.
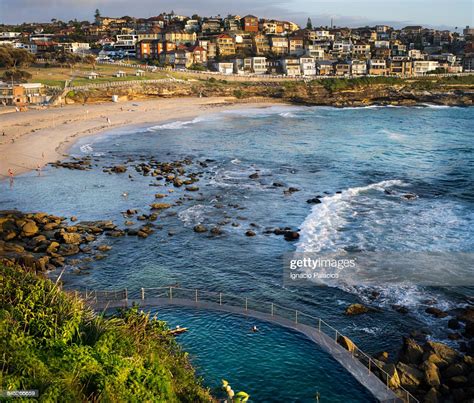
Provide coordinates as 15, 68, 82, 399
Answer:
0, 0, 469, 29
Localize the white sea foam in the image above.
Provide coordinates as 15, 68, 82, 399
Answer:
222, 105, 302, 118
147, 114, 221, 131
80, 144, 93, 153
296, 179, 405, 253
420, 104, 451, 109
178, 204, 213, 225
279, 111, 297, 118
295, 179, 471, 334
382, 129, 407, 141
209, 165, 272, 190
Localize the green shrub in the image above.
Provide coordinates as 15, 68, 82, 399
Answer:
233, 89, 244, 99
318, 76, 402, 92
0, 265, 211, 402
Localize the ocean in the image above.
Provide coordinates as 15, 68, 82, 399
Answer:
2, 104, 473, 401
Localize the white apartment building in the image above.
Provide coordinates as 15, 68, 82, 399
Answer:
300, 56, 316, 75
281, 57, 301, 76
60, 42, 91, 54
248, 57, 267, 74
351, 60, 368, 75
413, 60, 440, 74
306, 45, 325, 60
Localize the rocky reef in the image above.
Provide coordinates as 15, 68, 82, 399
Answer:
64, 76, 474, 107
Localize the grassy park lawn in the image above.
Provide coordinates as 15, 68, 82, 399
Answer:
0, 63, 171, 87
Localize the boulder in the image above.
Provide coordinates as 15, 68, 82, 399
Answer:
46, 241, 60, 254
426, 353, 448, 369
425, 307, 448, 318
457, 307, 474, 324
399, 337, 424, 365
424, 387, 441, 403
150, 203, 172, 210
97, 245, 112, 252
58, 232, 82, 244
107, 230, 125, 237
57, 244, 80, 256
21, 220, 39, 237
155, 193, 166, 199
185, 186, 199, 192
284, 231, 300, 241
3, 232, 17, 241
43, 222, 60, 231
245, 230, 256, 237
396, 362, 423, 388
210, 227, 223, 235
422, 361, 441, 387
112, 165, 127, 173
345, 303, 369, 316
337, 335, 356, 353
283, 187, 300, 195
249, 173, 259, 179
443, 363, 467, 379
193, 224, 207, 233
425, 341, 459, 365
392, 305, 409, 314
307, 197, 322, 204
3, 243, 25, 253
375, 351, 389, 362
383, 363, 401, 389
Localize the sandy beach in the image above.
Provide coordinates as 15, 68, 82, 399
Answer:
0, 97, 276, 179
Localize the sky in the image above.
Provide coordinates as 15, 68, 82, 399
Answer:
1, 0, 473, 30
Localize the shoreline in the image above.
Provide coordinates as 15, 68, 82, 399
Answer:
0, 96, 471, 179
0, 97, 280, 178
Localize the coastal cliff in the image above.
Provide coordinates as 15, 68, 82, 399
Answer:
64, 75, 474, 107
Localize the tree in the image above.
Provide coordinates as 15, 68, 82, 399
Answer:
306, 17, 313, 29
0, 46, 35, 69
0, 47, 14, 68
55, 50, 81, 68
94, 8, 101, 22
3, 69, 32, 83
83, 54, 96, 69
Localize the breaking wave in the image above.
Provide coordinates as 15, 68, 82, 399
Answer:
296, 179, 405, 253
147, 115, 222, 131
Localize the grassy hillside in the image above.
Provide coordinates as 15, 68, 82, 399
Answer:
0, 264, 212, 402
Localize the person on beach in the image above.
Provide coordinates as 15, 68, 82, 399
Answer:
8, 169, 14, 187
36, 165, 41, 176
107, 117, 111, 125
251, 325, 258, 333
2, 131, 5, 136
